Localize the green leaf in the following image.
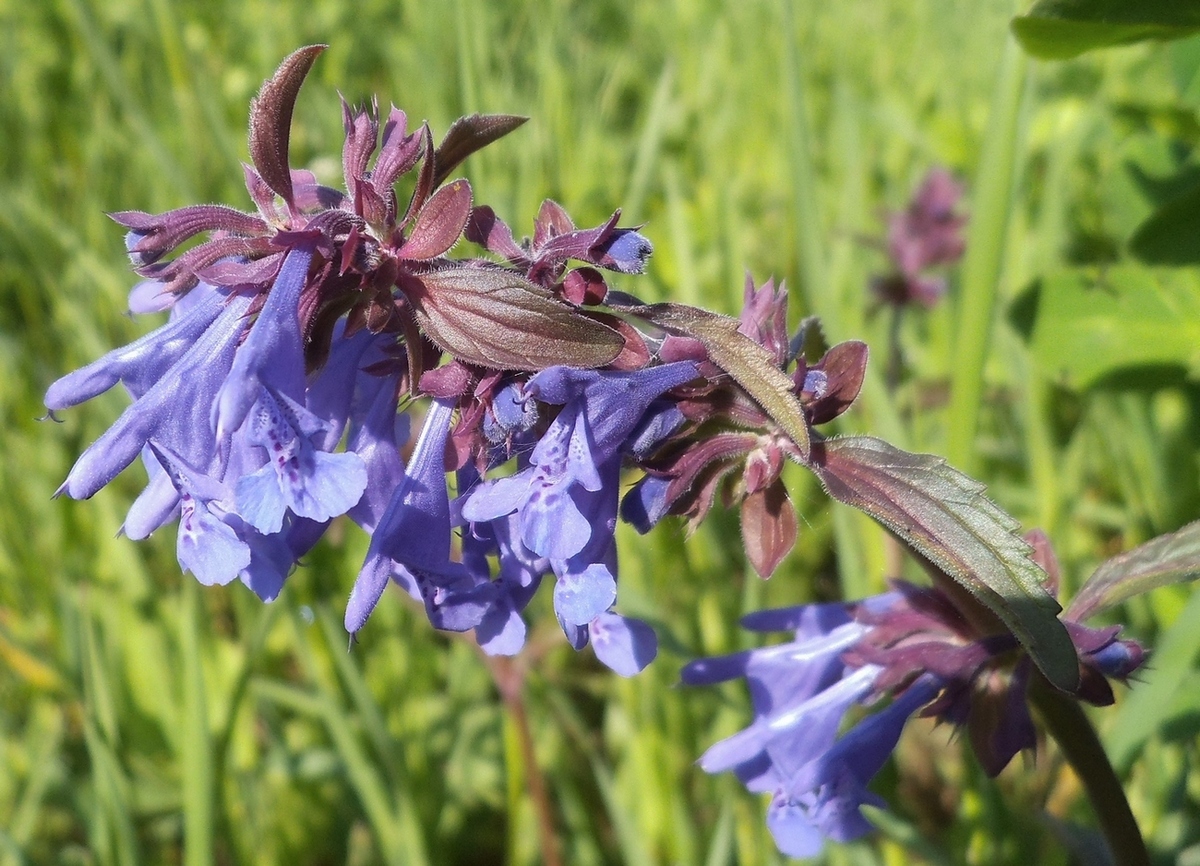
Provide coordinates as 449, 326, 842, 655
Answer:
1105, 588, 1200, 769
1029, 267, 1200, 388
1067, 521, 1200, 620
811, 436, 1079, 693
1130, 182, 1200, 264
1012, 0, 1200, 59
634, 303, 811, 460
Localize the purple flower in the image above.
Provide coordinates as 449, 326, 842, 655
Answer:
145, 441, 250, 587
458, 477, 546, 657
685, 573, 1145, 856
871, 167, 966, 309
51, 290, 253, 501
233, 385, 369, 533
117, 436, 297, 600
345, 398, 467, 635
48, 247, 385, 604
212, 245, 313, 442
765, 677, 940, 856
460, 362, 697, 628
683, 596, 923, 855
466, 200, 653, 293
588, 612, 658, 677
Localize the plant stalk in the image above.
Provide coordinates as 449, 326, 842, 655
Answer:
487, 656, 563, 866
1029, 678, 1150, 866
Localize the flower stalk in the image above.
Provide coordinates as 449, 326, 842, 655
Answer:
1029, 677, 1150, 866
486, 655, 563, 866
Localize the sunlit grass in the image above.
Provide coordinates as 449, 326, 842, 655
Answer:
2, 0, 1199, 863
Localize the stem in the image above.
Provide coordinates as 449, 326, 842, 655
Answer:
486, 656, 563, 866
886, 303, 905, 395
1029, 678, 1150, 866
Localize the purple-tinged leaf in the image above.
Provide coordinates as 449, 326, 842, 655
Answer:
243, 163, 280, 221
465, 206, 526, 261
588, 312, 651, 371
432, 114, 528, 189
248, 44, 326, 210
402, 267, 623, 371
1066, 520, 1200, 622
534, 199, 575, 246
403, 124, 436, 226
743, 446, 784, 496
139, 236, 275, 289
809, 435, 1078, 693
536, 211, 617, 266
419, 360, 473, 398
341, 97, 378, 196
196, 253, 283, 288
637, 431, 754, 527
372, 106, 421, 192
738, 275, 789, 365
562, 267, 608, 306
804, 341, 869, 425
398, 179, 472, 260
353, 177, 388, 227
1025, 528, 1060, 597
111, 206, 267, 265
291, 174, 347, 211
741, 480, 798, 579
635, 303, 812, 461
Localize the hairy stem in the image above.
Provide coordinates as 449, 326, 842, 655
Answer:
487, 656, 563, 866
1029, 678, 1150, 866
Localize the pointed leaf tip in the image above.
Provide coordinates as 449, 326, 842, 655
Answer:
1067, 520, 1200, 622
249, 44, 327, 210
433, 114, 529, 188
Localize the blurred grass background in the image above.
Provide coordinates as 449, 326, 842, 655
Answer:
3, 0, 1200, 863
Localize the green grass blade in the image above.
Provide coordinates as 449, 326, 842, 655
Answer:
252, 677, 410, 866
314, 607, 430, 866
8, 703, 64, 848
1104, 588, 1200, 770
945, 32, 1028, 474
179, 582, 214, 866
624, 63, 675, 222
780, 0, 829, 321
702, 801, 735, 866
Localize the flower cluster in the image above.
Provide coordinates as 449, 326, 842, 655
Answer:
683, 530, 1144, 857
870, 167, 966, 308
45, 46, 797, 675
48, 45, 1158, 861
622, 276, 868, 578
